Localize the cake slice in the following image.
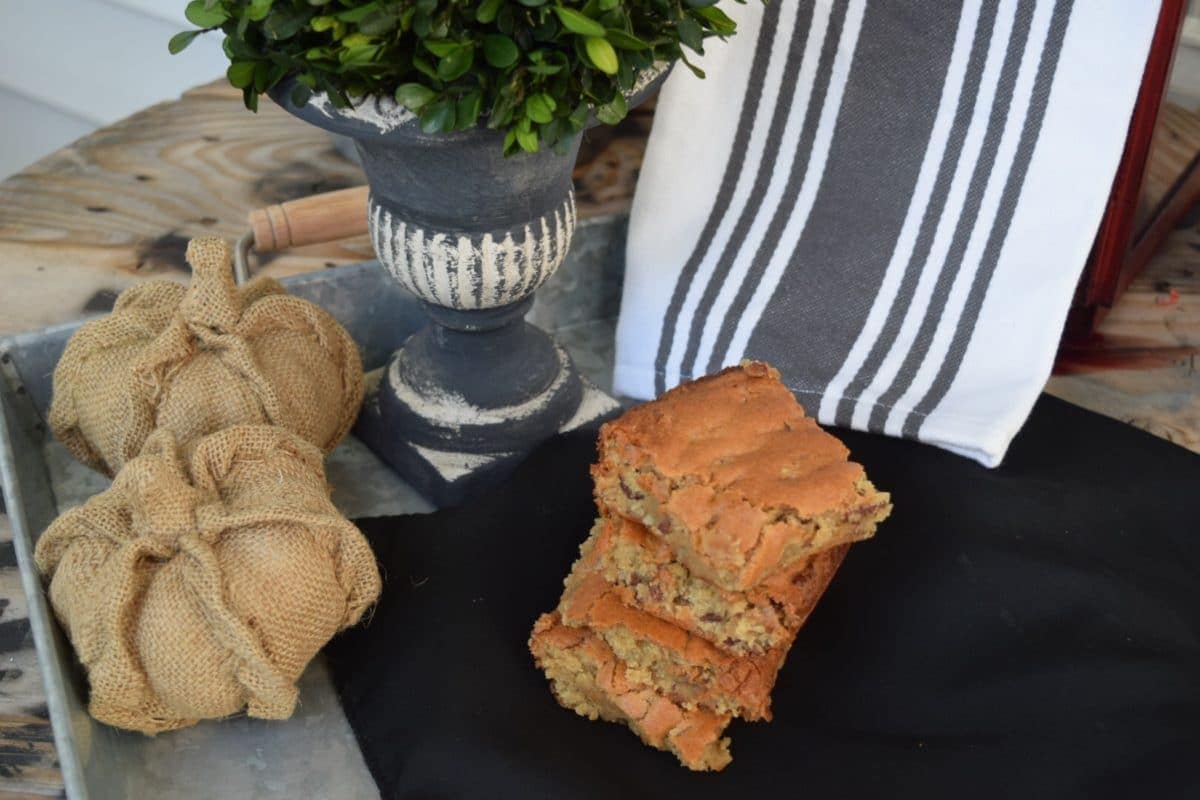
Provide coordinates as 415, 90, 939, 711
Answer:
593, 361, 890, 592
529, 613, 733, 772
574, 515, 848, 657
559, 571, 785, 721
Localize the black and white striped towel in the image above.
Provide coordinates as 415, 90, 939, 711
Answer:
614, 0, 1159, 466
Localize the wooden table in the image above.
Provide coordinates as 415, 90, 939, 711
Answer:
0, 82, 1196, 797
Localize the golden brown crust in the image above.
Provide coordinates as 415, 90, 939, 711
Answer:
531, 362, 882, 769
576, 516, 848, 656
594, 361, 890, 590
560, 571, 783, 721
529, 613, 733, 771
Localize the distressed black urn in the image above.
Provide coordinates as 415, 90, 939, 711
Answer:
272, 70, 665, 504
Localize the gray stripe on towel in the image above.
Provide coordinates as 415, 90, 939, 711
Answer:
650, 1, 784, 395
739, 1, 963, 400
833, 0, 999, 427
866, 0, 1037, 433
904, 0, 1075, 438
694, 0, 849, 377
675, 0, 828, 384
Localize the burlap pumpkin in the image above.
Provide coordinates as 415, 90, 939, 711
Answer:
34, 425, 381, 734
49, 237, 364, 476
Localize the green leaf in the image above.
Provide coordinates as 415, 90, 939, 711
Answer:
693, 6, 737, 35
413, 10, 432, 36
436, 46, 475, 81
336, 2, 382, 23
489, 91, 517, 128
357, 7, 400, 36
482, 34, 519, 68
340, 44, 382, 67
515, 126, 539, 152
584, 36, 619, 74
185, 0, 227, 28
253, 60, 272, 92
168, 29, 202, 55
264, 6, 311, 40
290, 82, 313, 107
553, 7, 606, 37
341, 32, 374, 48
246, 0, 272, 23
456, 90, 483, 129
395, 83, 438, 110
570, 101, 589, 127
594, 90, 627, 125
677, 16, 704, 51
227, 61, 257, 89
525, 93, 555, 123
684, 0, 721, 6
681, 54, 707, 79
412, 55, 439, 81
597, 0, 619, 10
420, 99, 456, 134
476, 0, 503, 23
605, 29, 649, 50
424, 39, 462, 57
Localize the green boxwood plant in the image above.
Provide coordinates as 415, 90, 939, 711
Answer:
172, 0, 743, 155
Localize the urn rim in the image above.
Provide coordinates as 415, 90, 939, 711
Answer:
268, 62, 671, 147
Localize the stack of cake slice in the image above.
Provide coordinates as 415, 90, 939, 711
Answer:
530, 362, 892, 771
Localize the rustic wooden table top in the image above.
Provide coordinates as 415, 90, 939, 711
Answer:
0, 82, 1196, 797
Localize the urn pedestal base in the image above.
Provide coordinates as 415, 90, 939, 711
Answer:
354, 368, 619, 507
352, 297, 618, 506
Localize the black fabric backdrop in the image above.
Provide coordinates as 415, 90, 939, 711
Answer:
326, 396, 1200, 799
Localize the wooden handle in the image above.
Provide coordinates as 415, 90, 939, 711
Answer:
248, 185, 370, 252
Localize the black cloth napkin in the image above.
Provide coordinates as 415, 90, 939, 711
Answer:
326, 396, 1200, 799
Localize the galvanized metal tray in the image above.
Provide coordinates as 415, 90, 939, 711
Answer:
0, 217, 623, 799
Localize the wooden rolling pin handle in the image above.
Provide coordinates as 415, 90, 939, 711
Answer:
248, 185, 371, 252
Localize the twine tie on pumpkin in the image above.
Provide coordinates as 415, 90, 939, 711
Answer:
48, 235, 364, 476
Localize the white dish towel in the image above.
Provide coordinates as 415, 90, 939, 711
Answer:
614, 0, 1160, 466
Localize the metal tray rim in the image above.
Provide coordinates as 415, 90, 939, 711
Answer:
0, 373, 89, 800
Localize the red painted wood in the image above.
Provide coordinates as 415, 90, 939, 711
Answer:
1075, 0, 1187, 315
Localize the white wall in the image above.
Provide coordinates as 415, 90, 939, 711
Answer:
0, 0, 229, 177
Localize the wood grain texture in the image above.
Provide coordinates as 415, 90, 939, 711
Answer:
0, 518, 62, 799
1049, 203, 1200, 454
250, 186, 370, 252
1141, 102, 1200, 218
0, 82, 373, 337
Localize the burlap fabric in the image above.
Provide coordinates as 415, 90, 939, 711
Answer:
49, 237, 364, 476
34, 425, 382, 734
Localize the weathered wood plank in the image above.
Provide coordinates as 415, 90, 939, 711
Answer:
0, 518, 62, 799
1140, 102, 1200, 221
1047, 202, 1200, 454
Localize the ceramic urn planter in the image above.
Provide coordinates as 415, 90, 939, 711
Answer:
272, 69, 666, 503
